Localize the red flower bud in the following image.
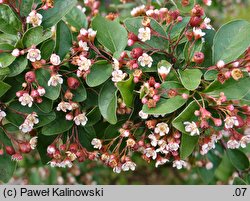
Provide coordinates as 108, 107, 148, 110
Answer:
130, 48, 143, 59
25, 71, 36, 83
5, 146, 15, 155
19, 142, 31, 153
67, 77, 80, 90
189, 16, 203, 27
193, 52, 204, 64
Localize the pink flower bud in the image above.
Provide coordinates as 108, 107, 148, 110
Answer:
141, 97, 148, 104
226, 104, 234, 111
182, 93, 189, 99
194, 110, 200, 116
65, 113, 73, 121
153, 95, 160, 102
31, 89, 39, 98
154, 83, 161, 89
11, 49, 20, 57
133, 77, 139, 83
213, 118, 222, 126
127, 39, 134, 46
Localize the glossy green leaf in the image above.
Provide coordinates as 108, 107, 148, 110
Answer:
39, 0, 77, 29
178, 69, 202, 91
78, 126, 96, 151
98, 80, 117, 124
171, 0, 195, 13
55, 20, 72, 60
204, 70, 218, 81
22, 26, 52, 48
0, 81, 11, 97
20, 0, 34, 17
92, 15, 128, 54
7, 56, 27, 77
86, 61, 112, 87
0, 4, 22, 35
64, 7, 87, 30
86, 107, 102, 127
227, 149, 249, 171
180, 134, 199, 159
233, 177, 247, 185
213, 20, 250, 63
0, 53, 15, 68
117, 75, 135, 107
40, 39, 55, 60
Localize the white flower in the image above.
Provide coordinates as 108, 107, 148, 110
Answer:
37, 86, 46, 96
50, 54, 61, 65
240, 135, 250, 148
216, 60, 225, 68
87, 28, 97, 39
112, 58, 120, 70
184, 121, 200, 136
139, 110, 148, 119
11, 49, 20, 57
56, 101, 72, 112
91, 138, 102, 150
76, 5, 86, 13
173, 160, 187, 169
203, 17, 213, 29
206, 162, 213, 170
0, 110, 6, 121
200, 141, 215, 155
131, 5, 145, 16
19, 122, 33, 133
121, 161, 136, 171
27, 48, 41, 62
113, 166, 122, 174
18, 93, 33, 107
148, 134, 158, 147
158, 66, 171, 76
193, 27, 206, 39
64, 159, 73, 168
227, 139, 240, 149
144, 148, 157, 160
47, 145, 56, 155
29, 137, 38, 149
78, 41, 89, 51
48, 74, 63, 86
48, 161, 57, 167
155, 158, 169, 168
77, 55, 92, 71
168, 142, 179, 152
26, 10, 42, 27
138, 27, 151, 42
154, 122, 169, 136
74, 113, 88, 126
111, 70, 126, 83
26, 112, 39, 126
224, 116, 239, 129
156, 140, 169, 154
138, 53, 153, 68
203, 0, 212, 6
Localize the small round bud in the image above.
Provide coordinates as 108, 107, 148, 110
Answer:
130, 48, 143, 59
25, 71, 36, 83
193, 52, 204, 64
5, 146, 15, 155
67, 77, 80, 90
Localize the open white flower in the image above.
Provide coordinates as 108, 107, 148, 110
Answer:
144, 148, 157, 160
139, 110, 148, 119
0, 110, 6, 121
27, 48, 41, 62
78, 41, 89, 51
154, 122, 169, 136
227, 139, 240, 149
148, 134, 158, 147
48, 74, 63, 86
19, 122, 33, 133
193, 27, 206, 39
113, 166, 122, 174
87, 28, 97, 40
155, 158, 169, 168
19, 93, 33, 107
111, 70, 126, 83
29, 137, 38, 150
26, 10, 43, 27
138, 27, 151, 42
26, 112, 39, 126
74, 113, 88, 126
56, 101, 72, 112
50, 54, 61, 66
173, 160, 187, 169
112, 58, 120, 70
240, 135, 250, 148
37, 86, 46, 96
131, 5, 145, 16
168, 142, 179, 152
158, 66, 171, 76
77, 55, 92, 71
224, 116, 239, 129
138, 53, 153, 67
122, 161, 136, 171
203, 17, 213, 29
184, 121, 200, 136
91, 138, 102, 150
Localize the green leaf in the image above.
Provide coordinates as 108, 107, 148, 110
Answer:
180, 134, 198, 159
98, 80, 117, 124
0, 53, 15, 68
35, 68, 61, 100
172, 100, 200, 134
42, 112, 74, 135
142, 81, 189, 115
204, 70, 218, 81
0, 67, 10, 76
55, 20, 72, 60
0, 128, 16, 183
86, 61, 112, 87
233, 177, 247, 185
39, 0, 77, 29
40, 39, 55, 60
20, 0, 34, 17
213, 20, 250, 63
227, 149, 249, 171
64, 7, 87, 30
86, 107, 102, 127
22, 26, 52, 48
92, 15, 128, 54
204, 77, 250, 100
7, 56, 27, 77
0, 4, 22, 35
170, 17, 190, 40
0, 81, 11, 97
171, 0, 195, 13
183, 40, 203, 62
117, 75, 135, 107
178, 69, 202, 91
78, 126, 96, 151
0, 43, 14, 51
202, 29, 216, 67
104, 120, 126, 139
35, 98, 53, 113
124, 16, 168, 50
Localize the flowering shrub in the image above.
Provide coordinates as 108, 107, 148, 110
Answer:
0, 0, 250, 184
